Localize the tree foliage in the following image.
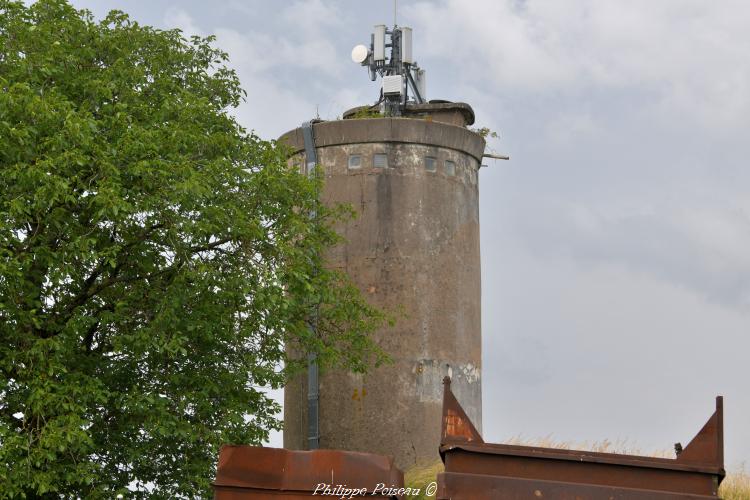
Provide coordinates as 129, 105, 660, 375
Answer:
0, 1, 387, 497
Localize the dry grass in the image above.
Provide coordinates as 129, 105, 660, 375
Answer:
404, 461, 443, 500
502, 435, 674, 458
720, 465, 750, 500
404, 440, 750, 499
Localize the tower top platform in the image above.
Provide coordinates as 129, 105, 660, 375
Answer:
343, 101, 476, 128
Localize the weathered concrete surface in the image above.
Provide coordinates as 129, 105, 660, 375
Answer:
281, 114, 484, 469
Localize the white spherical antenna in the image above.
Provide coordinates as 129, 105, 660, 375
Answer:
351, 44, 369, 64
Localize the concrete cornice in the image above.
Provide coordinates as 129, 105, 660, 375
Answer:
278, 118, 486, 164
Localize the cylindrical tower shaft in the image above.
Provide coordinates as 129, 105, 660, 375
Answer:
281, 104, 484, 469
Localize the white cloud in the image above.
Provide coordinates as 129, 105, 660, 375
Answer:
163, 7, 208, 39
496, 196, 750, 310
279, 0, 346, 37
162, 6, 367, 137
406, 0, 750, 130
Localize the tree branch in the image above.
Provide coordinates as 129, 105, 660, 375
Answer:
52, 222, 166, 326
188, 236, 232, 254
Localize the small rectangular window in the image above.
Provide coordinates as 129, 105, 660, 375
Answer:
348, 154, 362, 169
445, 160, 456, 176
425, 157, 437, 172
373, 153, 388, 168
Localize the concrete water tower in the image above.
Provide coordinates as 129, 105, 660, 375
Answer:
281, 23, 489, 469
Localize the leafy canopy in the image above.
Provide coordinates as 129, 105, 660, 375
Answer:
0, 1, 387, 497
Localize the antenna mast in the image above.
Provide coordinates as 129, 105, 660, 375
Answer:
350, 19, 427, 116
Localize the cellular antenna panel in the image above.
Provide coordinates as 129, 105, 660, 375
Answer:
351, 22, 427, 115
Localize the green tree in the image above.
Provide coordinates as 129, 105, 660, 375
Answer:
0, 1, 387, 497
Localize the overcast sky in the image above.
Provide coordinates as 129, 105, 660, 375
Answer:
70, 0, 750, 467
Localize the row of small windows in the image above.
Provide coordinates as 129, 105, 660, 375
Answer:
348, 153, 388, 169
425, 157, 456, 176
348, 154, 458, 176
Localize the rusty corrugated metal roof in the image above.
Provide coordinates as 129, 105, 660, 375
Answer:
438, 376, 725, 499
213, 446, 404, 499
